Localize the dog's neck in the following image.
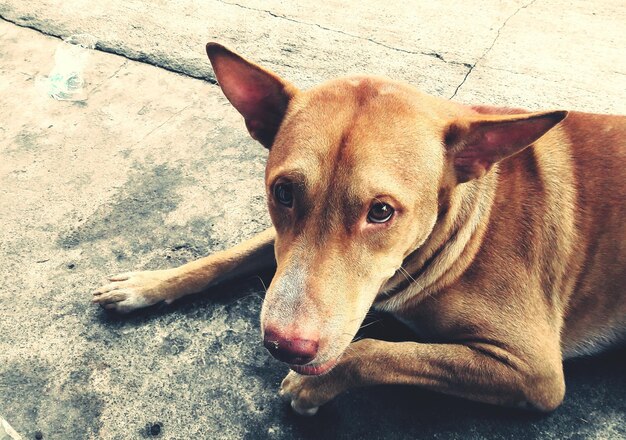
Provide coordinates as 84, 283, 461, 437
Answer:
375, 170, 497, 312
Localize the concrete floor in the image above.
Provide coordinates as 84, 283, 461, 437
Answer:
0, 1, 625, 439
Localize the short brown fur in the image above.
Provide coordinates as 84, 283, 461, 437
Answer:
94, 44, 626, 416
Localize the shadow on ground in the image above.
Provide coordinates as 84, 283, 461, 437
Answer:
96, 285, 626, 440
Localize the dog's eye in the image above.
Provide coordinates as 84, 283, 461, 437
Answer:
367, 202, 394, 223
273, 182, 293, 207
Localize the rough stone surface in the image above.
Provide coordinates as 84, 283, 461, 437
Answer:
1, 0, 624, 111
0, 1, 625, 439
454, 0, 626, 113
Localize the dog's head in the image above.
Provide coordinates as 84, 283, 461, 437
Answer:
206, 43, 566, 375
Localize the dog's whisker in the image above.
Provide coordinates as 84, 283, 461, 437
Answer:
225, 288, 266, 305
252, 275, 269, 293
359, 319, 382, 331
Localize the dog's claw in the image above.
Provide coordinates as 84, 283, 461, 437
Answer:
279, 370, 332, 416
93, 282, 118, 295
280, 383, 320, 416
278, 387, 290, 402
291, 400, 319, 416
108, 273, 132, 282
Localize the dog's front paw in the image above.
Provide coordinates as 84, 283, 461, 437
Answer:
91, 269, 177, 313
279, 370, 345, 416
279, 371, 322, 416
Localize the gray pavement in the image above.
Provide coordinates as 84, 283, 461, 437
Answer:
0, 1, 625, 439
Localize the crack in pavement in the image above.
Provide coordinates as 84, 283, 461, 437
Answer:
0, 14, 218, 85
0, 11, 60, 38
449, 0, 538, 100
216, 0, 472, 69
1, 2, 481, 94
3, 0, 549, 104
88, 60, 129, 97
129, 103, 194, 150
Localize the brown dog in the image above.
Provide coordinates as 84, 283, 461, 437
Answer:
93, 43, 626, 415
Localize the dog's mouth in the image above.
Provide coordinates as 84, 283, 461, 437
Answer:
289, 357, 339, 376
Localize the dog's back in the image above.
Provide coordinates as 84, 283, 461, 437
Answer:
414, 109, 626, 359
558, 113, 626, 357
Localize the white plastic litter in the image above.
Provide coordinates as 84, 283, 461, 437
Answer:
37, 33, 98, 101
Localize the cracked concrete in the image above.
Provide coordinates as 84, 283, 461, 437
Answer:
1, 0, 623, 112
216, 0, 473, 69
450, 0, 539, 99
0, 0, 469, 96
1, 1, 625, 439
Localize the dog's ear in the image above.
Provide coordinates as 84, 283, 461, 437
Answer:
444, 111, 568, 183
206, 43, 296, 148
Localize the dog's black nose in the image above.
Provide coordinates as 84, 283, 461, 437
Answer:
263, 329, 319, 365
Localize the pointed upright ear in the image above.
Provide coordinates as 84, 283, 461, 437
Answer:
444, 110, 568, 183
206, 42, 296, 148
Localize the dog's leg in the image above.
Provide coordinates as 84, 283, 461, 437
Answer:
280, 337, 564, 415
92, 228, 275, 312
